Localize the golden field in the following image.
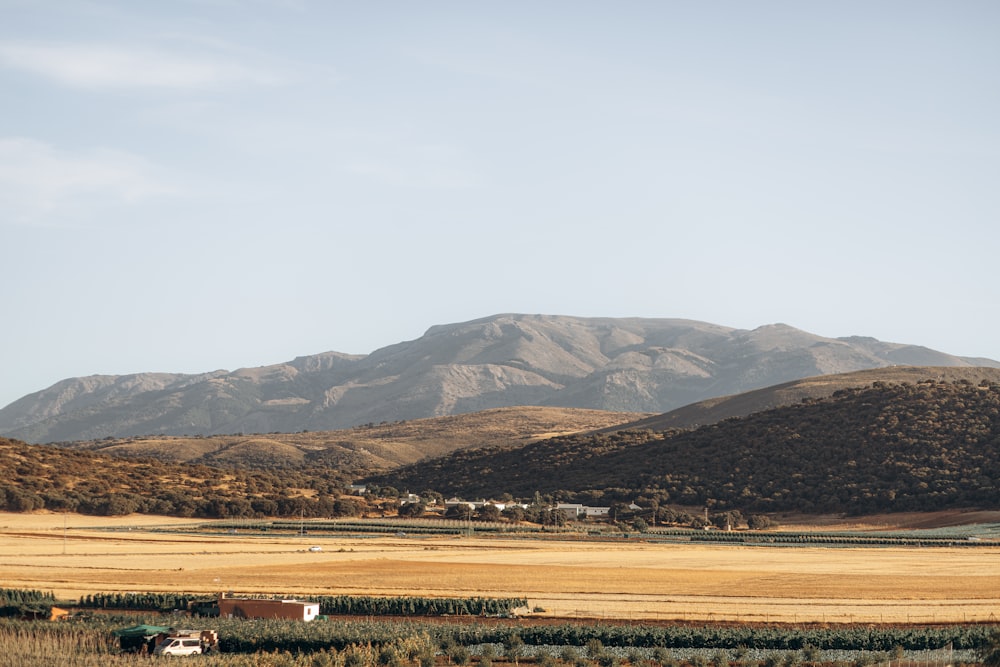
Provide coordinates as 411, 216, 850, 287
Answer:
1, 512, 997, 625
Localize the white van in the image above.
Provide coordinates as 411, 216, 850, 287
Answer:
152, 636, 203, 656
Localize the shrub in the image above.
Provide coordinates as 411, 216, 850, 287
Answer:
598, 654, 620, 667
538, 652, 558, 667
587, 639, 606, 659
448, 644, 471, 666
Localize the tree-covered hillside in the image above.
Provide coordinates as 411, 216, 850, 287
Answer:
377, 379, 1000, 515
0, 438, 355, 518
5, 378, 999, 520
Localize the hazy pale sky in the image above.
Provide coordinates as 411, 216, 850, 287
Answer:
2, 1, 998, 409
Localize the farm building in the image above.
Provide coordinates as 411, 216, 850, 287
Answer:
217, 594, 320, 621
555, 503, 610, 518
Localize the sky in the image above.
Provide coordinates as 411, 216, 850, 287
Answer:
1, 1, 998, 409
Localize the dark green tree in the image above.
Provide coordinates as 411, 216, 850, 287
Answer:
397, 501, 426, 518
979, 630, 1000, 667
505, 633, 524, 666
476, 504, 502, 522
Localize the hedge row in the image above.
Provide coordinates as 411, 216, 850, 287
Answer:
76, 591, 527, 617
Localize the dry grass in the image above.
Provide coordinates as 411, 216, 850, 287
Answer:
70, 406, 649, 470
2, 512, 998, 625
0, 624, 126, 667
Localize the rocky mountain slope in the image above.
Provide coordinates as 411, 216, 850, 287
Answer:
2, 314, 997, 443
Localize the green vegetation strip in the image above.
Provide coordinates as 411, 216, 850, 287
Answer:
0, 588, 55, 618
4, 615, 999, 655
77, 592, 528, 618
5, 588, 1000, 662
648, 530, 991, 547
7, 584, 993, 654
211, 518, 555, 535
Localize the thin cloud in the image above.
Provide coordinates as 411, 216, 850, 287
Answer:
345, 144, 481, 190
0, 137, 179, 226
0, 40, 283, 89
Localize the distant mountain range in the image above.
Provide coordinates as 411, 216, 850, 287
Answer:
2, 314, 998, 443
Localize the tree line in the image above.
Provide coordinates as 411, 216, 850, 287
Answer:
0, 438, 365, 519
76, 591, 527, 618
0, 588, 56, 617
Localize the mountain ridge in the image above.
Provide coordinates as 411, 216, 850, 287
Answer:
2, 314, 997, 443
607, 365, 1000, 432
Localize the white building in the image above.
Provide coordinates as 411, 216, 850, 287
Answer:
555, 503, 612, 518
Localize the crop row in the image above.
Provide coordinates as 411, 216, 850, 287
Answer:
651, 530, 986, 547
264, 520, 552, 535
313, 595, 527, 617
135, 617, 1000, 653
76, 591, 527, 618
70, 612, 1000, 654
0, 614, 996, 665
476, 624, 996, 651
45, 588, 1000, 652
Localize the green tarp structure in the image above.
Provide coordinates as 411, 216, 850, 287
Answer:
113, 624, 171, 637
113, 625, 171, 653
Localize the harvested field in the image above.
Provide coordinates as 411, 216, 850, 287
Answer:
1, 512, 998, 624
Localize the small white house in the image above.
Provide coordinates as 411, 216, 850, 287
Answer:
555, 503, 586, 518
444, 498, 477, 510
556, 503, 611, 518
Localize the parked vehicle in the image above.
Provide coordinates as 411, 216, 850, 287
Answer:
151, 629, 218, 656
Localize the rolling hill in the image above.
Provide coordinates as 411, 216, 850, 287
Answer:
49, 406, 647, 472
2, 314, 997, 443
609, 365, 1000, 432
374, 372, 1000, 515
2, 369, 999, 520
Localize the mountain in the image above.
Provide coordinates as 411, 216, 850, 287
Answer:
2, 314, 997, 443
374, 375, 1000, 515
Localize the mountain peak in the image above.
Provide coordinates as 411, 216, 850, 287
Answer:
2, 315, 997, 443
